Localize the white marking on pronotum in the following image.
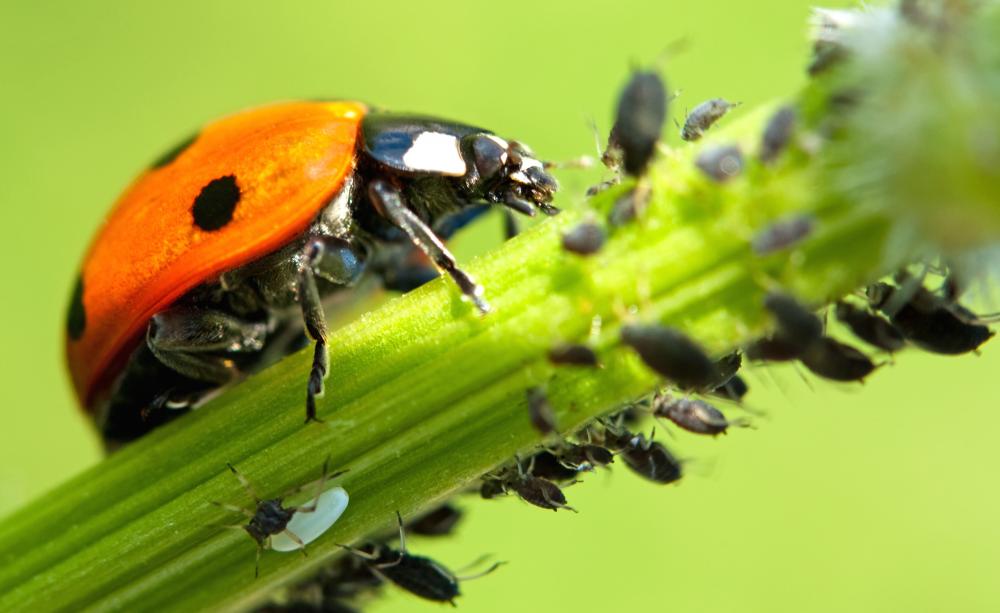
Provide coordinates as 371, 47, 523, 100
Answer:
402, 132, 467, 176
270, 485, 350, 552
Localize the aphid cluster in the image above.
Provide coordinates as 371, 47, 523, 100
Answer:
745, 291, 877, 382
743, 269, 995, 382
480, 455, 578, 512
865, 271, 994, 355
254, 507, 499, 611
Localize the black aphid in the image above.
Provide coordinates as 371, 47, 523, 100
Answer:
834, 301, 906, 352
695, 143, 744, 182
751, 214, 815, 255
253, 554, 379, 612
606, 70, 668, 176
621, 432, 683, 484
764, 291, 824, 350
620, 324, 719, 390
593, 422, 638, 453
558, 443, 615, 470
760, 106, 797, 163
527, 387, 557, 435
408, 504, 463, 537
481, 461, 576, 512
871, 284, 994, 355
508, 473, 575, 512
712, 373, 749, 402
562, 222, 607, 256
528, 450, 584, 482
799, 337, 877, 382
745, 335, 807, 362
215, 458, 346, 578
608, 187, 645, 226
337, 512, 502, 605
548, 343, 600, 367
709, 351, 743, 390
681, 98, 738, 142
480, 479, 506, 500
652, 394, 743, 436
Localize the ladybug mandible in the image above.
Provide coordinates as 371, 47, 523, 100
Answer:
65, 101, 558, 447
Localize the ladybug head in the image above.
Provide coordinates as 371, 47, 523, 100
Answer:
462, 134, 559, 217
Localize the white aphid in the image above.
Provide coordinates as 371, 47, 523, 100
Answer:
270, 485, 350, 552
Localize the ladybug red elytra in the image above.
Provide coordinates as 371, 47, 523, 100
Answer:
66, 101, 558, 447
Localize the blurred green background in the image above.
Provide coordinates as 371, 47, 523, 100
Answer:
2, 1, 999, 611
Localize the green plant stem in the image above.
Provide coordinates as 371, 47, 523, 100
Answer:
0, 109, 892, 612
2, 3, 1000, 611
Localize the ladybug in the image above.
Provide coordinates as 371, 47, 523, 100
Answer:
65, 101, 559, 447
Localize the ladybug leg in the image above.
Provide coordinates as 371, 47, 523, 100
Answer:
298, 241, 329, 423
146, 307, 268, 384
368, 179, 489, 314
503, 210, 520, 240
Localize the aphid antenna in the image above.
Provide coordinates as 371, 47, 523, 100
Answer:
681, 455, 717, 479
226, 462, 261, 503
451, 553, 496, 574
542, 155, 595, 171
716, 410, 755, 430
650, 37, 691, 68
750, 359, 797, 400
963, 311, 1000, 324
455, 560, 508, 582
333, 541, 383, 563
584, 115, 604, 159
394, 511, 408, 553
210, 500, 255, 520
651, 416, 679, 440
793, 362, 818, 392
729, 394, 768, 417
286, 458, 349, 513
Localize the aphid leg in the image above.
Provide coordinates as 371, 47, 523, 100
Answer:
334, 542, 381, 561
280, 529, 309, 558
451, 553, 494, 574
226, 463, 261, 503
288, 457, 349, 513
543, 487, 577, 513
298, 240, 329, 423
368, 179, 490, 314
211, 501, 255, 519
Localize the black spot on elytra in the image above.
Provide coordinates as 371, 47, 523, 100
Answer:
192, 175, 241, 231
67, 275, 86, 340
150, 132, 199, 169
